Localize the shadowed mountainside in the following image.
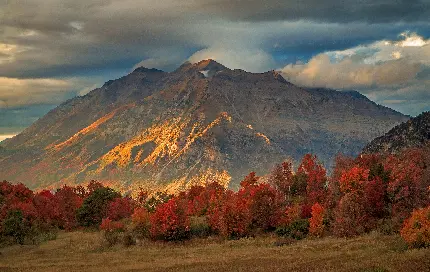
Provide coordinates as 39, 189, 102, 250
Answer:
363, 111, 430, 154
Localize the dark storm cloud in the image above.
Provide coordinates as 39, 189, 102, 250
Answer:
0, 0, 429, 118
191, 0, 430, 24
1, 0, 429, 79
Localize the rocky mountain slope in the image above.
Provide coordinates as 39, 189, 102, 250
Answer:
362, 111, 430, 154
0, 60, 409, 192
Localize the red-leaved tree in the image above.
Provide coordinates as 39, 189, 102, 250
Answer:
106, 197, 134, 221
150, 197, 190, 241
298, 154, 327, 204
55, 186, 83, 230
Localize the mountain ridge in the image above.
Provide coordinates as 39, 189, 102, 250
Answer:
362, 111, 430, 154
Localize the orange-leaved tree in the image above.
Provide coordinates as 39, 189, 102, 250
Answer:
309, 202, 325, 237
400, 206, 430, 248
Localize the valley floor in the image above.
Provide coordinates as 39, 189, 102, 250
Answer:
0, 231, 429, 272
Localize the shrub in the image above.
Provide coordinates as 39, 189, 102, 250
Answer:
333, 193, 369, 237
76, 187, 120, 227
150, 198, 190, 241
100, 218, 125, 232
189, 216, 211, 238
400, 206, 430, 248
131, 207, 151, 238
100, 218, 125, 247
2, 210, 29, 244
377, 219, 396, 235
102, 231, 119, 247
29, 229, 58, 245
276, 219, 309, 240
122, 232, 135, 247
272, 237, 297, 247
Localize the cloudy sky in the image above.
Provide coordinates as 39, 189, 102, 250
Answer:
1, 0, 429, 140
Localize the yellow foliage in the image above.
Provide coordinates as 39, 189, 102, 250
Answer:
98, 112, 232, 171
256, 132, 271, 145
164, 168, 231, 195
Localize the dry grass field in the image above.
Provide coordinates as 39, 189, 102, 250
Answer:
0, 231, 429, 272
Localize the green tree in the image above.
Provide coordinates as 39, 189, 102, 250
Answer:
76, 187, 120, 227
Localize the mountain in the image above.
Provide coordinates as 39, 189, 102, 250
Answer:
0, 60, 409, 193
362, 111, 430, 154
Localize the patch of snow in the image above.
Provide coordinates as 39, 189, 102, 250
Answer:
199, 70, 210, 78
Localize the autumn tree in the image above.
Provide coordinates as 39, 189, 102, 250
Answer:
150, 197, 190, 241
333, 192, 369, 237
240, 172, 259, 187
400, 206, 430, 248
309, 203, 325, 237
33, 190, 60, 228
86, 180, 104, 195
383, 148, 430, 226
55, 186, 83, 229
297, 154, 327, 204
269, 161, 295, 200
333, 166, 384, 236
106, 197, 135, 221
213, 191, 251, 238
239, 183, 283, 231
144, 191, 173, 212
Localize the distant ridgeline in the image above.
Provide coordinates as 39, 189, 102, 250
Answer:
363, 111, 430, 154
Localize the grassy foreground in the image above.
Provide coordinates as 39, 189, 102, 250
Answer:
0, 232, 429, 272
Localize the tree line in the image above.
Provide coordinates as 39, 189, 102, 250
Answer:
1, 146, 429, 248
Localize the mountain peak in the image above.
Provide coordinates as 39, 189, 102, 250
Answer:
174, 59, 228, 78
194, 59, 226, 70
